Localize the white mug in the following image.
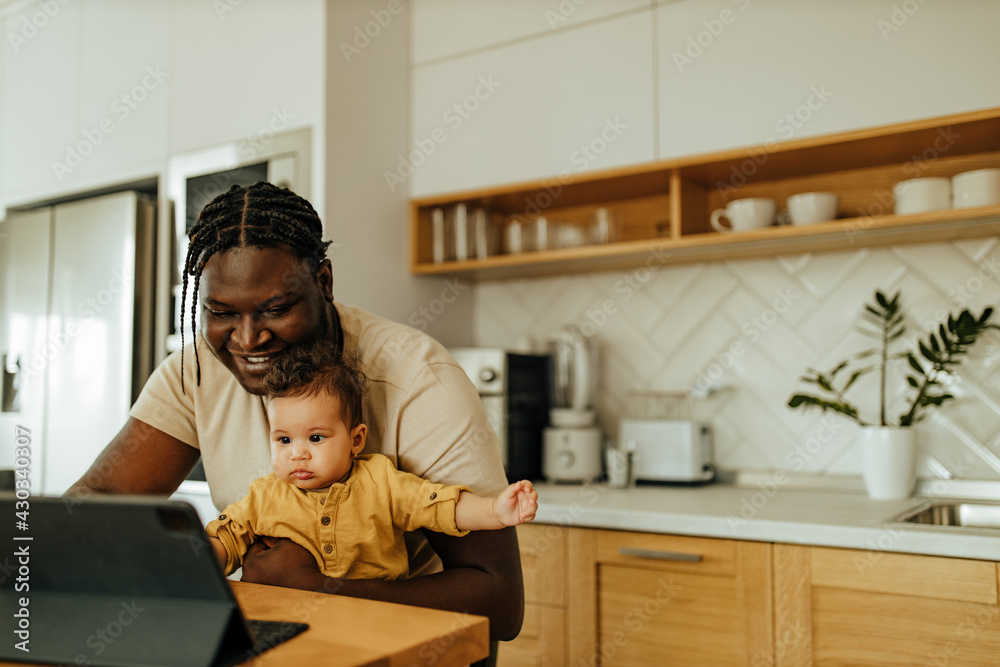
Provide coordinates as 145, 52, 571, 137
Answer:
893, 177, 951, 215
952, 168, 1000, 209
779, 191, 839, 226
710, 198, 777, 233
605, 448, 630, 488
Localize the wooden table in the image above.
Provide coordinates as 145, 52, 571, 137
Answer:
230, 581, 489, 666
0, 581, 489, 667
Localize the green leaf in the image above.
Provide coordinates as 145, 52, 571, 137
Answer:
844, 370, 863, 391
907, 376, 920, 387
907, 354, 924, 375
875, 291, 888, 308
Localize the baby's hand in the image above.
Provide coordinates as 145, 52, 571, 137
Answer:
494, 480, 538, 527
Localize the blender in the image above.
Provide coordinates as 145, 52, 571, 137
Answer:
542, 326, 603, 482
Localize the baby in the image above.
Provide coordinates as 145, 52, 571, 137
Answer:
207, 341, 538, 580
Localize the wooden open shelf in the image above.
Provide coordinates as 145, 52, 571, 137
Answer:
410, 107, 1000, 280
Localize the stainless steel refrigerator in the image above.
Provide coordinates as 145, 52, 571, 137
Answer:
0, 191, 155, 495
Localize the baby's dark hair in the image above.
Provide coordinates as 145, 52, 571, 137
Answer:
262, 340, 365, 430
180, 181, 332, 391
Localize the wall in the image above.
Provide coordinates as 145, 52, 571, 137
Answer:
324, 0, 473, 345
410, 0, 1000, 481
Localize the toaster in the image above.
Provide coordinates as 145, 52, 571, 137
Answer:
619, 419, 714, 484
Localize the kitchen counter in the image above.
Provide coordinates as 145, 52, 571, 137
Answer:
532, 480, 1000, 561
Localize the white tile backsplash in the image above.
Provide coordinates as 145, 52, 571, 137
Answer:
473, 240, 1000, 481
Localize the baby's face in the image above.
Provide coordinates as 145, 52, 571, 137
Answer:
266, 391, 365, 490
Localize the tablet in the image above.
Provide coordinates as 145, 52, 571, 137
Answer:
0, 493, 307, 667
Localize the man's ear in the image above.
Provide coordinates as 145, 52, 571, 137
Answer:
315, 258, 334, 303
351, 423, 367, 454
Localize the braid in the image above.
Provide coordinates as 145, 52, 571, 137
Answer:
179, 181, 332, 393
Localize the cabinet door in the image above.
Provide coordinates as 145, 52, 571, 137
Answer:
500, 524, 569, 666
410, 10, 655, 198
774, 544, 1000, 666
595, 530, 772, 666
499, 603, 566, 667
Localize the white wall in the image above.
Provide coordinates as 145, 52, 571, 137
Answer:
325, 0, 473, 345
408, 0, 1000, 481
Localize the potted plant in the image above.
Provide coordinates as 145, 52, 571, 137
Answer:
787, 290, 998, 499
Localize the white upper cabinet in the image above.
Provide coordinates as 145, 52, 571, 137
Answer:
411, 0, 651, 65
76, 0, 170, 181
656, 0, 1000, 160
2, 2, 84, 202
0, 0, 324, 211
167, 0, 324, 156
409, 8, 656, 197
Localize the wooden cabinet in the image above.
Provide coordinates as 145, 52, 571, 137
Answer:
505, 525, 1000, 666
773, 544, 1000, 666
566, 529, 773, 667
499, 524, 569, 666
409, 107, 1000, 280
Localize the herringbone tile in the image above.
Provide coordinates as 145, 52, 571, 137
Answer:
472, 241, 1000, 481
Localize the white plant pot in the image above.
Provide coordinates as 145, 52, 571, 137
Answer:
859, 426, 917, 500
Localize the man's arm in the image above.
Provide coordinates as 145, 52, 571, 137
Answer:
65, 417, 200, 496
240, 527, 525, 642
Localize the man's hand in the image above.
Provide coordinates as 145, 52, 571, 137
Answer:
241, 537, 328, 591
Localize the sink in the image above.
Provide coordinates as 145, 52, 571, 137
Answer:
894, 500, 1000, 530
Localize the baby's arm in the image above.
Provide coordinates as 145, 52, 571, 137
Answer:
209, 535, 229, 568
455, 480, 538, 531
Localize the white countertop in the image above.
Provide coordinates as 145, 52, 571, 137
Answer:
533, 480, 1000, 561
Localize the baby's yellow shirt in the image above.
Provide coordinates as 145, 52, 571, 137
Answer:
207, 453, 470, 579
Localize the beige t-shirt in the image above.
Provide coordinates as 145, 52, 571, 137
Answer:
130, 302, 507, 575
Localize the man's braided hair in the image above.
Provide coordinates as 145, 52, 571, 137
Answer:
180, 181, 332, 392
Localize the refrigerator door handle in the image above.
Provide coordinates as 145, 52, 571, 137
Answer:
2, 352, 20, 413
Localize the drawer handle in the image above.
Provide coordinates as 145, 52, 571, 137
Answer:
618, 547, 703, 563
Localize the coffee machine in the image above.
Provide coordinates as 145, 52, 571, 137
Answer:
542, 326, 603, 483
448, 348, 550, 481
